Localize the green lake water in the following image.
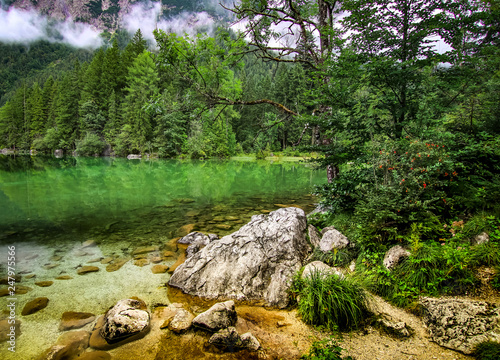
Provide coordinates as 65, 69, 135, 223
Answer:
0, 156, 325, 359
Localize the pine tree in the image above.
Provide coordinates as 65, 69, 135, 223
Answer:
28, 82, 45, 142
123, 50, 158, 153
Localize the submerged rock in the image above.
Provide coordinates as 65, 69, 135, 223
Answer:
178, 232, 212, 258
100, 299, 150, 344
151, 265, 169, 274
77, 351, 111, 360
168, 308, 194, 333
105, 258, 129, 272
22, 297, 49, 315
192, 300, 237, 332
39, 330, 90, 360
35, 281, 54, 287
208, 327, 261, 351
0, 319, 21, 343
420, 297, 500, 354
240, 332, 261, 351
77, 266, 100, 275
60, 311, 96, 331
209, 327, 242, 350
169, 207, 310, 308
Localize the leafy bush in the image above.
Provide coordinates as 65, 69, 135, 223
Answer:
75, 132, 105, 156
474, 341, 500, 360
293, 271, 369, 331
357, 239, 478, 307
301, 337, 354, 360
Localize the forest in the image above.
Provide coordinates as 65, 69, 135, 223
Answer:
1, 0, 500, 332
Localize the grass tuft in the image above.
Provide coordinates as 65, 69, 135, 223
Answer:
474, 341, 500, 360
294, 271, 369, 331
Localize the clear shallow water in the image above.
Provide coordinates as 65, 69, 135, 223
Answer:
0, 156, 325, 359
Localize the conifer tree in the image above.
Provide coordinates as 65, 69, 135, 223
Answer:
123, 50, 158, 152
28, 82, 45, 141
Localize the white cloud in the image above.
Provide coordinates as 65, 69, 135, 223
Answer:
0, 7, 47, 43
122, 2, 215, 42
0, 7, 103, 48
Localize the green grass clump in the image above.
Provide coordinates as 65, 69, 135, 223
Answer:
300, 337, 354, 360
294, 271, 369, 331
474, 341, 500, 360
469, 242, 500, 267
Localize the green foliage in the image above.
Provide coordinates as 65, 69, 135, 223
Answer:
301, 337, 354, 360
357, 239, 478, 307
474, 341, 500, 360
469, 242, 500, 267
75, 132, 105, 156
492, 266, 500, 291
292, 271, 369, 331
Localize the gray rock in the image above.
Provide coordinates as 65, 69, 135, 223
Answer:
100, 299, 150, 344
472, 232, 489, 245
383, 245, 410, 270
54, 149, 63, 158
302, 261, 344, 280
349, 260, 356, 273
169, 207, 310, 308
178, 232, 212, 258
240, 332, 261, 350
377, 319, 411, 337
308, 225, 321, 248
208, 233, 219, 241
193, 300, 237, 332
168, 308, 194, 333
209, 327, 243, 350
319, 229, 349, 252
127, 154, 141, 159
420, 297, 500, 354
321, 226, 336, 235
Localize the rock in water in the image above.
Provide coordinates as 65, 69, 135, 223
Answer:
22, 297, 49, 315
59, 311, 96, 331
192, 300, 237, 332
100, 299, 150, 344
209, 327, 243, 350
169, 207, 310, 308
420, 297, 500, 354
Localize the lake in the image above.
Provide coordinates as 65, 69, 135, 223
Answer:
0, 156, 325, 359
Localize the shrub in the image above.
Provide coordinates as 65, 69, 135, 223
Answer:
75, 132, 105, 156
474, 341, 500, 360
300, 337, 354, 360
356, 240, 478, 307
294, 271, 369, 331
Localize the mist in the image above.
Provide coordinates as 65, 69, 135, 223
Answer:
122, 1, 215, 42
0, 1, 227, 49
0, 7, 103, 48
